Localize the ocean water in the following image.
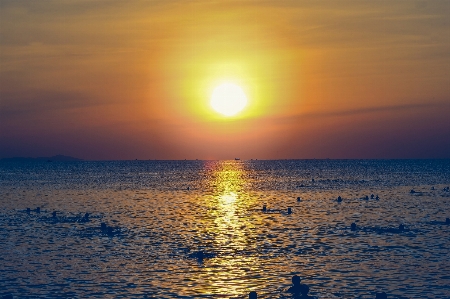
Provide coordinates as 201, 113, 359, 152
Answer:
0, 159, 449, 299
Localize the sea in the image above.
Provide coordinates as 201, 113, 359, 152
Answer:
0, 159, 449, 299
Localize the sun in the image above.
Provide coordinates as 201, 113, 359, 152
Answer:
210, 83, 248, 117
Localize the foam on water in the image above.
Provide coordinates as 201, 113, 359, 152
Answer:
0, 160, 449, 298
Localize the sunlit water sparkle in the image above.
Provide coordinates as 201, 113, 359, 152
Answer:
1, 160, 449, 298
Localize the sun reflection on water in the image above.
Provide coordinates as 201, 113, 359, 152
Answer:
199, 161, 260, 296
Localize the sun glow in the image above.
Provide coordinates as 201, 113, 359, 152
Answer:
210, 83, 248, 116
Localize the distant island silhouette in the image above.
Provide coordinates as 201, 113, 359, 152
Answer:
0, 155, 82, 162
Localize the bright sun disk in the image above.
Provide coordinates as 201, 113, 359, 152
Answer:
210, 83, 247, 116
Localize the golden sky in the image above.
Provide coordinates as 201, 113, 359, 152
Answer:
1, 0, 449, 159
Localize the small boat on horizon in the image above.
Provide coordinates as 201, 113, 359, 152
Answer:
234, 158, 240, 160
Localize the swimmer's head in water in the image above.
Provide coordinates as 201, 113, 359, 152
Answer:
292, 275, 301, 285
249, 291, 257, 299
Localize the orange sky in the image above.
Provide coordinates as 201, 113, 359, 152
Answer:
1, 1, 449, 159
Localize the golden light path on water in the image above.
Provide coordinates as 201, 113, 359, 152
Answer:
199, 161, 259, 296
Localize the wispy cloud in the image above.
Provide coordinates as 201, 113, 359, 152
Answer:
305, 102, 445, 118
0, 89, 99, 118
267, 101, 450, 125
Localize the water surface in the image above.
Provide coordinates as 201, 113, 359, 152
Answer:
1, 160, 449, 298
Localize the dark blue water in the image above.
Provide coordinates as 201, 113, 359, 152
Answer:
1, 160, 449, 298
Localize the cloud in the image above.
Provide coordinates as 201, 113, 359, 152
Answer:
303, 102, 447, 118
0, 89, 95, 119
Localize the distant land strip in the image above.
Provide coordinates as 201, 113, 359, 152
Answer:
0, 155, 82, 162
